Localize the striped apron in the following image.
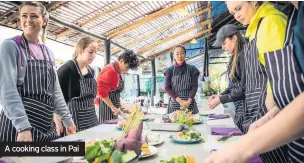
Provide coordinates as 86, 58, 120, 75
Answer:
167, 64, 198, 114
67, 60, 98, 132
0, 34, 58, 142
226, 57, 244, 132
99, 63, 124, 124
243, 20, 289, 163
265, 8, 304, 163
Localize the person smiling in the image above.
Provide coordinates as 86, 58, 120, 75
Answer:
164, 45, 200, 114
55, 36, 99, 135
0, 2, 76, 142
209, 24, 247, 132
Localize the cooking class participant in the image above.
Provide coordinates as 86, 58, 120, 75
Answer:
209, 24, 247, 132
97, 50, 139, 124
0, 2, 75, 142
206, 1, 289, 163
204, 2, 304, 163
54, 36, 99, 135
164, 45, 200, 114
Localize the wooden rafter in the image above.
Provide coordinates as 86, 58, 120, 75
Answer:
46, 1, 68, 11
1, 10, 18, 24
56, 1, 131, 39
124, 7, 211, 48
208, 1, 212, 29
0, 2, 68, 25
0, 6, 17, 20
137, 20, 211, 54
148, 32, 211, 58
106, 1, 193, 38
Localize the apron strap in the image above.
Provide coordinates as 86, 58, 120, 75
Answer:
21, 33, 48, 61
73, 59, 88, 79
284, 6, 297, 46
254, 19, 264, 39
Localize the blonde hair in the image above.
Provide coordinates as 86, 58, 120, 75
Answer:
19, 2, 49, 43
73, 36, 95, 60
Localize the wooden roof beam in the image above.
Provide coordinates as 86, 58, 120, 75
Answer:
106, 1, 194, 39
137, 20, 211, 54
56, 1, 131, 39
148, 32, 211, 58
208, 1, 212, 29
124, 7, 211, 47
0, 2, 68, 25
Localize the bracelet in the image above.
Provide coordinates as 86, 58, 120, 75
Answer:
17, 127, 31, 133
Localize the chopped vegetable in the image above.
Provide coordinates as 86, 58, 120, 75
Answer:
173, 130, 203, 141
122, 150, 137, 163
160, 155, 196, 163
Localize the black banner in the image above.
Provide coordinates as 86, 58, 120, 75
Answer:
0, 142, 85, 157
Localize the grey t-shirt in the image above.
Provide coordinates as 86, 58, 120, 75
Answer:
0, 38, 74, 131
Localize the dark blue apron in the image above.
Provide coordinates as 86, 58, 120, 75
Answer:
243, 20, 289, 163
265, 7, 304, 163
0, 34, 58, 142
167, 64, 198, 114
226, 56, 245, 132
98, 63, 124, 124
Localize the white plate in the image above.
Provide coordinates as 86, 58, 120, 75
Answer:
147, 135, 164, 146
140, 145, 158, 158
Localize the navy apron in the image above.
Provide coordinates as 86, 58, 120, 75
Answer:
0, 34, 58, 142
243, 20, 289, 163
67, 60, 98, 132
98, 63, 124, 124
226, 56, 245, 132
265, 7, 304, 163
167, 64, 198, 114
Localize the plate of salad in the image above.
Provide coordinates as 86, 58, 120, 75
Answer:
163, 109, 202, 126
159, 155, 196, 163
169, 130, 204, 144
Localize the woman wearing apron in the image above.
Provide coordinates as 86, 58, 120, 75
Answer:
204, 3, 304, 163
55, 36, 99, 134
209, 24, 247, 132
0, 2, 75, 142
164, 45, 200, 114
97, 50, 139, 124
264, 4, 304, 162
205, 1, 289, 163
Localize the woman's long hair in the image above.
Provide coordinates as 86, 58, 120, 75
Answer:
227, 32, 246, 79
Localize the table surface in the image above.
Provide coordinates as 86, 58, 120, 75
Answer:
3, 100, 239, 163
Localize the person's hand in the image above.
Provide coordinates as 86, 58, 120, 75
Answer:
176, 97, 187, 110
112, 107, 123, 116
209, 94, 218, 101
208, 96, 221, 109
66, 124, 76, 135
55, 122, 63, 136
17, 130, 32, 142
204, 142, 251, 163
182, 98, 192, 109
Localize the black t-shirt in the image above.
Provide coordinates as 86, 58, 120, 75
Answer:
57, 60, 95, 103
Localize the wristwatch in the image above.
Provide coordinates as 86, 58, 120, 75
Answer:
17, 127, 32, 133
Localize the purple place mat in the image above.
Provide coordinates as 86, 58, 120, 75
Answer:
103, 119, 119, 124
211, 127, 243, 136
208, 114, 230, 119
211, 150, 262, 163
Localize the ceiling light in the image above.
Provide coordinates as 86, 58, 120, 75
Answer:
178, 8, 189, 16
190, 38, 198, 44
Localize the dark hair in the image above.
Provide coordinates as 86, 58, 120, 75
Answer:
73, 36, 96, 59
19, 2, 49, 43
118, 50, 139, 70
225, 32, 246, 79
172, 45, 186, 54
